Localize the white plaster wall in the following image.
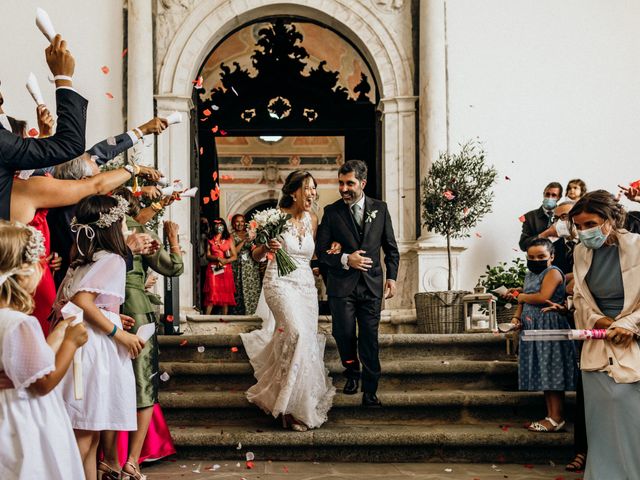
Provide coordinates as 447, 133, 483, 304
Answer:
444, 0, 640, 290
0, 0, 124, 146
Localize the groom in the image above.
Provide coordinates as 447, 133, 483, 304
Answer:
316, 160, 400, 407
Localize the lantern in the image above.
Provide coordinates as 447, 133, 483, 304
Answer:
463, 284, 497, 332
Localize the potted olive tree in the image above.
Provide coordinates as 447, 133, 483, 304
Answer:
479, 258, 528, 323
415, 140, 498, 333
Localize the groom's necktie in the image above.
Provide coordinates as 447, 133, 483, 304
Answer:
352, 203, 363, 232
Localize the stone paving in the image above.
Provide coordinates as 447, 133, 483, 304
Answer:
141, 460, 584, 479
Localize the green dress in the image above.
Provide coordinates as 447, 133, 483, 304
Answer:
230, 232, 262, 315
124, 216, 184, 408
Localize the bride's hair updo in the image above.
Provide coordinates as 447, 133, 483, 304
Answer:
279, 170, 317, 208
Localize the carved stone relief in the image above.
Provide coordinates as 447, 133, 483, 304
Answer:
372, 0, 405, 13
155, 0, 198, 74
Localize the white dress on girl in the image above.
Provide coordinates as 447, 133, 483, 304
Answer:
53, 250, 137, 431
0, 308, 84, 479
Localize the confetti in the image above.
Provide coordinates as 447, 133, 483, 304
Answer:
133, 191, 143, 197
443, 190, 455, 201
199, 147, 204, 155
212, 171, 218, 181
105, 92, 114, 100
179, 339, 188, 347
236, 463, 241, 467
504, 303, 513, 310
192, 75, 203, 89
246, 461, 254, 469
519, 215, 526, 223
203, 197, 210, 204
236, 442, 242, 449
197, 346, 205, 353
345, 360, 355, 364
505, 175, 511, 181
444, 468, 452, 472
28, 128, 39, 137
211, 125, 219, 133
160, 372, 170, 382
475, 232, 482, 238
148, 372, 158, 380
220, 130, 228, 136
283, 466, 289, 473
101, 66, 110, 74
211, 105, 220, 111
231, 346, 239, 353
631, 179, 640, 189
462, 207, 470, 216
277, 328, 284, 333
246, 452, 255, 461
192, 463, 201, 473
203, 108, 212, 116
210, 189, 220, 201
231, 86, 238, 96
122, 48, 128, 58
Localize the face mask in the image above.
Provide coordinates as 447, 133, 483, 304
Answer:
542, 198, 557, 210
527, 259, 549, 274
555, 219, 571, 238
578, 224, 607, 249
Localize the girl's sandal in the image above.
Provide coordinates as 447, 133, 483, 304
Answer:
120, 461, 147, 480
97, 461, 120, 480
566, 452, 586, 472
528, 416, 565, 432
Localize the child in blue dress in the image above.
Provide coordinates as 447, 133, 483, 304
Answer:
510, 238, 578, 432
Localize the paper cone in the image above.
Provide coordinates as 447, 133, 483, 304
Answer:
26, 73, 45, 105
179, 187, 198, 198
166, 111, 182, 125
61, 302, 83, 400
36, 8, 56, 43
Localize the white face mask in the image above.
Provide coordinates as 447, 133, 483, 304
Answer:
555, 219, 572, 238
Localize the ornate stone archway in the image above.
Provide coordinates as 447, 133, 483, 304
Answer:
149, 0, 418, 312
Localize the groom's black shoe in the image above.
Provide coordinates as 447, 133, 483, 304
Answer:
362, 392, 382, 407
343, 378, 359, 395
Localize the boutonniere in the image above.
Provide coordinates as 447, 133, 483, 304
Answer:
365, 210, 378, 223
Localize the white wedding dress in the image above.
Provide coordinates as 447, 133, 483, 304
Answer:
240, 212, 335, 429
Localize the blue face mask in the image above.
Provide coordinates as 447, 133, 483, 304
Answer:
578, 225, 608, 249
542, 198, 557, 210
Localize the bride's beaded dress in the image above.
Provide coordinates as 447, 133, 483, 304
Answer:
240, 212, 335, 428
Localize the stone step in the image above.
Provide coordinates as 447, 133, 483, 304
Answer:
185, 310, 418, 335
159, 359, 518, 391
160, 389, 575, 424
167, 423, 573, 463
158, 333, 510, 362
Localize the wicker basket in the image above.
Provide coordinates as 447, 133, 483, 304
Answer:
496, 304, 516, 324
414, 290, 471, 334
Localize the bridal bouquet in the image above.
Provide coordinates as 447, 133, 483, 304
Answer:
249, 208, 297, 276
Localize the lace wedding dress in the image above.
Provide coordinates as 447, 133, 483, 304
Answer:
240, 212, 335, 428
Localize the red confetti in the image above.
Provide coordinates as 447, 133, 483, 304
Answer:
105, 92, 114, 99
212, 171, 218, 181
211, 125, 219, 133
519, 215, 526, 223
121, 48, 128, 58
512, 291, 520, 297
277, 328, 284, 333
630, 179, 640, 189
28, 128, 39, 137
443, 190, 455, 200
203, 109, 212, 116
505, 175, 511, 181
345, 360, 355, 364
246, 461, 254, 469
199, 147, 204, 155
203, 197, 210, 204
220, 130, 228, 136
133, 191, 143, 197
192, 75, 203, 89
266, 252, 274, 261
179, 340, 188, 347
210, 189, 219, 201
231, 346, 239, 352
167, 315, 174, 321
101, 66, 110, 74
475, 232, 482, 238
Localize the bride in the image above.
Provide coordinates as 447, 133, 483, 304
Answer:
240, 170, 336, 431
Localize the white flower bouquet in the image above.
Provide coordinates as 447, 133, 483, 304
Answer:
249, 208, 297, 276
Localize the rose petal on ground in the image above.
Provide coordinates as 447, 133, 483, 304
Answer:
245, 461, 254, 469
197, 346, 205, 353
246, 452, 255, 461
236, 442, 242, 449
160, 372, 170, 382
179, 339, 188, 347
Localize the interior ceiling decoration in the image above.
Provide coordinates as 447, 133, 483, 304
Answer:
197, 18, 376, 135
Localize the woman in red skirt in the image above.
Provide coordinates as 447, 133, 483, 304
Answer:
204, 218, 237, 314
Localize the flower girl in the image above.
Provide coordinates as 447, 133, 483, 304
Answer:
52, 195, 145, 479
0, 220, 87, 479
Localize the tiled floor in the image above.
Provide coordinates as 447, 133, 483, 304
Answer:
141, 460, 584, 479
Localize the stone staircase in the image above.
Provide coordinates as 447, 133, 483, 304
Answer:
157, 317, 574, 463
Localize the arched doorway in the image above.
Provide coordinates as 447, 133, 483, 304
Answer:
194, 18, 380, 308
156, 0, 417, 313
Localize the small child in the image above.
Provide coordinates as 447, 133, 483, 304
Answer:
0, 220, 87, 479
566, 179, 587, 201
511, 238, 577, 432
52, 194, 144, 479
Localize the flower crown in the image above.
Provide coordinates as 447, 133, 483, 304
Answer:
71, 195, 129, 230
24, 225, 46, 263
